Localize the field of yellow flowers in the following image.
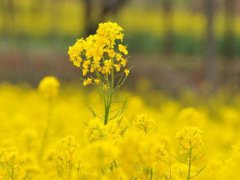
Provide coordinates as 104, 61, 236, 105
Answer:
1, 82, 240, 179
1, 22, 240, 180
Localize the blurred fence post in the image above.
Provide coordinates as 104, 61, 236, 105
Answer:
161, 0, 173, 55
205, 0, 216, 88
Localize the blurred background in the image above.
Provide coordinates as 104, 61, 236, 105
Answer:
0, 0, 240, 93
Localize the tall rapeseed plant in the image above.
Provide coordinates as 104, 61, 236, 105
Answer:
68, 22, 130, 125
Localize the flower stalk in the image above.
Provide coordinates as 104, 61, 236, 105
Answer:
187, 141, 192, 180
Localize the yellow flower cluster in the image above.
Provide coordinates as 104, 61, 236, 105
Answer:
68, 22, 130, 86
0, 148, 28, 179
38, 76, 60, 99
85, 118, 122, 143
133, 113, 156, 134
55, 136, 81, 179
176, 126, 203, 153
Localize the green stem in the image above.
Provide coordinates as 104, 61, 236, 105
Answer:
11, 166, 15, 180
169, 168, 172, 180
104, 105, 109, 125
187, 142, 192, 180
103, 66, 114, 125
68, 160, 72, 180
39, 98, 52, 163
149, 167, 153, 180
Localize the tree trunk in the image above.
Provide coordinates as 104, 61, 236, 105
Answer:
161, 0, 173, 55
222, 0, 237, 87
83, 0, 96, 36
205, 0, 216, 87
222, 0, 236, 61
82, 0, 127, 36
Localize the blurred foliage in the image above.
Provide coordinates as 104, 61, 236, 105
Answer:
1, 1, 240, 56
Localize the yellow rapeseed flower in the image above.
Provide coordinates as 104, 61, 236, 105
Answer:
94, 79, 100, 84
176, 126, 203, 152
68, 21, 129, 87
38, 76, 60, 99
83, 78, 92, 86
118, 44, 128, 55
124, 69, 130, 76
